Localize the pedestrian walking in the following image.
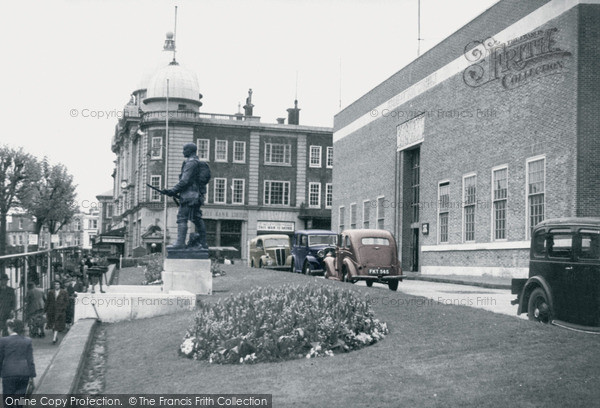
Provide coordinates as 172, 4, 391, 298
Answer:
0, 275, 16, 337
24, 282, 46, 338
45, 281, 68, 344
0, 319, 36, 405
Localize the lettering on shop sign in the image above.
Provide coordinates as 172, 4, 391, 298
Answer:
463, 28, 572, 90
203, 209, 248, 220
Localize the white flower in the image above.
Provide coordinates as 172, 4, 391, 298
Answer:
180, 337, 196, 355
355, 332, 373, 344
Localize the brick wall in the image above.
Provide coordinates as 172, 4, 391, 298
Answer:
333, 2, 592, 276
576, 5, 600, 217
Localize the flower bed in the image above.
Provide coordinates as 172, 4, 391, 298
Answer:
179, 283, 388, 364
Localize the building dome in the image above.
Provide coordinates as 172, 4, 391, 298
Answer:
145, 61, 201, 103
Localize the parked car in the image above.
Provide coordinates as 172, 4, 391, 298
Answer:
324, 229, 404, 291
248, 234, 292, 269
290, 230, 338, 275
511, 217, 600, 330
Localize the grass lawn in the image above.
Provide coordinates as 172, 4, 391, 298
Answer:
104, 264, 600, 407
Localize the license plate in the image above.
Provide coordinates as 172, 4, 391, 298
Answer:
369, 268, 389, 275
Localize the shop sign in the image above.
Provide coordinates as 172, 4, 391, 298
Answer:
203, 208, 248, 220
257, 221, 295, 232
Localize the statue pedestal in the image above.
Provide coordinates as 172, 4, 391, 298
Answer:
162, 258, 212, 295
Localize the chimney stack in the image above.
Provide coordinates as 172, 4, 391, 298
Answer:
287, 99, 300, 125
276, 117, 285, 124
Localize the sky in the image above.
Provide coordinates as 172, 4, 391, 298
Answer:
0, 0, 499, 212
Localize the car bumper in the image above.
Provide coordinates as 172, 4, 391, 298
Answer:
356, 275, 405, 283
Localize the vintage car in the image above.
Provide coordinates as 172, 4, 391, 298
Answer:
324, 229, 404, 291
290, 230, 338, 275
511, 218, 600, 331
248, 234, 292, 269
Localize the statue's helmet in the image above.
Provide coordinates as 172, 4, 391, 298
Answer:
183, 143, 197, 157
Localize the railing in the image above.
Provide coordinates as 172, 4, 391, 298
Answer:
0, 246, 81, 320
141, 110, 261, 123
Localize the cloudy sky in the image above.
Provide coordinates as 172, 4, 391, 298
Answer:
0, 0, 498, 211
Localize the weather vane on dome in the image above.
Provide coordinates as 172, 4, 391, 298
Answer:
163, 6, 178, 65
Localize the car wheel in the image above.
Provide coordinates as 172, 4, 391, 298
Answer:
388, 281, 399, 291
259, 260, 263, 268
366, 281, 373, 288
290, 259, 295, 273
342, 268, 355, 284
528, 288, 552, 323
251, 259, 255, 268
302, 262, 311, 275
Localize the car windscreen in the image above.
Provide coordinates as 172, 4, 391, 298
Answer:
361, 237, 390, 246
308, 235, 337, 246
264, 238, 289, 247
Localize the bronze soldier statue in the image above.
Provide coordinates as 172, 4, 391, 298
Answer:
163, 143, 211, 250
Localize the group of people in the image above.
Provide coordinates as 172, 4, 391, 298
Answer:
0, 254, 102, 403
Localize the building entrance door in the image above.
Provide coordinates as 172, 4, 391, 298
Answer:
411, 228, 419, 272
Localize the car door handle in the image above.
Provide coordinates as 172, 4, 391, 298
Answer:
565, 266, 573, 271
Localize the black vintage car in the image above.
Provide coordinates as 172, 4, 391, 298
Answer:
512, 218, 600, 331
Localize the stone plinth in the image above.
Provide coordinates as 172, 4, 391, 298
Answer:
162, 258, 212, 295
73, 286, 196, 323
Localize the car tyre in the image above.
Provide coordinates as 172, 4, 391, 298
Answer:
527, 287, 552, 324
251, 259, 255, 268
302, 262, 311, 275
342, 268, 355, 284
388, 281, 398, 291
259, 260, 263, 268
366, 281, 373, 288
290, 258, 295, 273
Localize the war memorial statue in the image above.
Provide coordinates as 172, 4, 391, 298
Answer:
161, 143, 211, 259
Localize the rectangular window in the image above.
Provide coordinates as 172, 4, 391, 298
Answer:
150, 137, 162, 159
233, 141, 246, 163
309, 146, 322, 168
232, 179, 245, 205
309, 182, 321, 208
326, 183, 333, 209
363, 200, 370, 228
197, 139, 210, 161
579, 229, 600, 260
438, 182, 450, 243
339, 206, 345, 232
215, 140, 228, 162
214, 178, 227, 204
527, 157, 545, 237
326, 147, 333, 168
547, 229, 572, 259
264, 181, 290, 206
265, 143, 291, 165
18, 218, 23, 229
410, 149, 420, 223
463, 174, 476, 242
150, 175, 161, 202
493, 167, 508, 240
350, 203, 357, 229
377, 196, 385, 229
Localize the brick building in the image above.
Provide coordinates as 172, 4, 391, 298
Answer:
333, 0, 600, 278
109, 50, 332, 259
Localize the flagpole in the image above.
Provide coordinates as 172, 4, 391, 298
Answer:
163, 78, 169, 257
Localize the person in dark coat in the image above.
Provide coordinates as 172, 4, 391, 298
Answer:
0, 274, 16, 337
24, 282, 46, 338
45, 281, 68, 344
0, 319, 36, 404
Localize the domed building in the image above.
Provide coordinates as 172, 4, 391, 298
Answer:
106, 41, 333, 261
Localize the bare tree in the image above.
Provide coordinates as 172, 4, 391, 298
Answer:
0, 146, 39, 255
